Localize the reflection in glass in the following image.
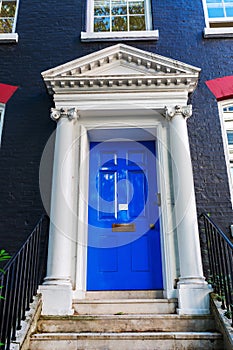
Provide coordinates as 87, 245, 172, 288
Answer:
94, 16, 110, 31
1, 1, 16, 17
94, 0, 110, 16
129, 1, 144, 14
226, 6, 233, 16
112, 16, 127, 31
112, 0, 127, 15
94, 0, 146, 32
0, 18, 14, 33
129, 15, 145, 30
206, 0, 233, 19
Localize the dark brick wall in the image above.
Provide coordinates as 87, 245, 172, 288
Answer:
0, 0, 232, 254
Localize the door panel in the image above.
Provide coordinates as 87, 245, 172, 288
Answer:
87, 141, 163, 290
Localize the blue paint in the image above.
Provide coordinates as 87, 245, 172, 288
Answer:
87, 141, 163, 290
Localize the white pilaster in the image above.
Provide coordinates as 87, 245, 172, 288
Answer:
40, 107, 79, 315
165, 105, 211, 315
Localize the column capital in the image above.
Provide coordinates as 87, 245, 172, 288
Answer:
50, 107, 79, 122
163, 105, 192, 121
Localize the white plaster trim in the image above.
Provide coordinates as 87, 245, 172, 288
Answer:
156, 123, 178, 299
42, 44, 200, 96
72, 114, 183, 300
42, 45, 208, 314
0, 103, 6, 145
204, 27, 233, 38
81, 30, 159, 42
218, 100, 233, 208
53, 91, 189, 113
0, 33, 18, 43
75, 125, 89, 296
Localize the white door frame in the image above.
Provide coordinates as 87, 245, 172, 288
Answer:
40, 44, 211, 316
73, 113, 177, 300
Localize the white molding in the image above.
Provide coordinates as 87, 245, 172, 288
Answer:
81, 30, 159, 42
42, 44, 200, 96
204, 27, 233, 38
73, 118, 179, 299
218, 100, 233, 208
202, 0, 233, 37
41, 45, 211, 315
0, 33, 18, 43
202, 0, 210, 28
0, 103, 5, 145
84, 0, 153, 34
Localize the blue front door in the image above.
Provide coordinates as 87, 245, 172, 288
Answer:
87, 141, 163, 290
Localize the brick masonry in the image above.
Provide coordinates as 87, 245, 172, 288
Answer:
0, 0, 232, 255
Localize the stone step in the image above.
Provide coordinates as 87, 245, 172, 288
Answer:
30, 332, 223, 350
73, 298, 177, 315
37, 314, 216, 333
85, 290, 164, 300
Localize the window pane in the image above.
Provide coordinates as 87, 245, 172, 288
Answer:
112, 0, 127, 15
94, 0, 110, 16
227, 131, 233, 145
0, 1, 16, 17
226, 6, 233, 16
206, 0, 222, 3
129, 1, 145, 14
94, 16, 110, 31
208, 7, 225, 17
112, 16, 127, 31
129, 15, 145, 30
93, 0, 147, 32
0, 18, 14, 32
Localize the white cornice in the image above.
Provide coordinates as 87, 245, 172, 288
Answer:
42, 44, 200, 95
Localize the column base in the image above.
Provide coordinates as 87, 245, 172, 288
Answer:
177, 279, 213, 315
39, 281, 74, 316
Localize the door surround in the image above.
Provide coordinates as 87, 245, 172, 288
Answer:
40, 44, 211, 316
75, 120, 173, 299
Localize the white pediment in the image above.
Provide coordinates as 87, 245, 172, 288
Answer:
42, 44, 201, 94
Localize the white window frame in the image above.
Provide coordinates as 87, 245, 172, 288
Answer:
218, 100, 233, 206
0, 0, 19, 43
202, 0, 233, 38
81, 0, 159, 41
0, 103, 5, 145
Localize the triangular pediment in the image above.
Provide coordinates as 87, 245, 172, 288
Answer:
42, 44, 200, 94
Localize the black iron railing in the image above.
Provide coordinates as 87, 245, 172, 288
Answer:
0, 214, 49, 349
199, 213, 233, 327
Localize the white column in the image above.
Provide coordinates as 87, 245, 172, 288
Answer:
40, 107, 79, 315
165, 105, 211, 315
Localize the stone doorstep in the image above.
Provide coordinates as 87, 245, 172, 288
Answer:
84, 290, 164, 300
37, 314, 216, 333
31, 331, 223, 340
72, 298, 177, 315
30, 332, 223, 350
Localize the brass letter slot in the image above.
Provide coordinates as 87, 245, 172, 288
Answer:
112, 223, 135, 232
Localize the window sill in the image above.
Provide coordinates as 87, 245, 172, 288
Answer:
81, 30, 159, 42
0, 33, 18, 43
204, 27, 233, 38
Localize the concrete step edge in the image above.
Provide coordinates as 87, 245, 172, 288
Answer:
39, 314, 214, 321
85, 291, 164, 300
73, 298, 177, 304
31, 332, 223, 340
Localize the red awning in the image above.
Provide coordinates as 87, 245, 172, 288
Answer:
206, 76, 233, 101
0, 83, 18, 104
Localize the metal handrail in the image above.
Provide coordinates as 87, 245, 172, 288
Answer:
0, 214, 50, 349
199, 213, 233, 327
